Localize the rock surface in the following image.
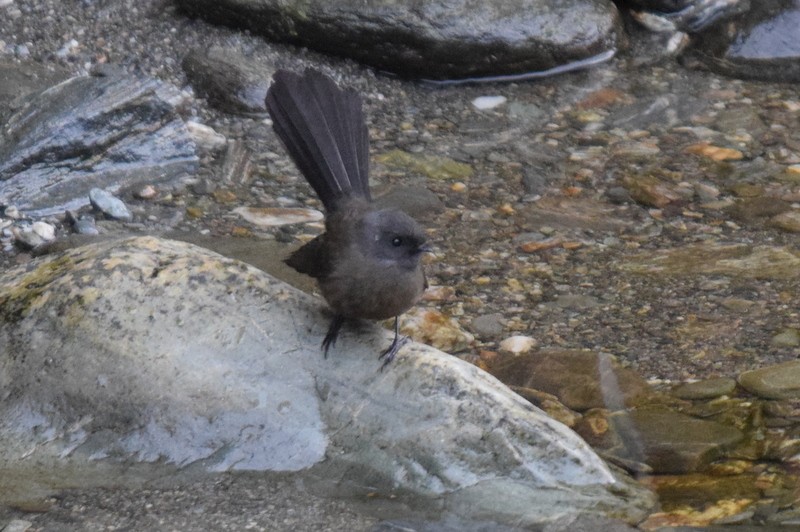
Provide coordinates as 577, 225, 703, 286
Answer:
0, 67, 198, 216
0, 236, 653, 526
175, 0, 622, 80
686, 1, 800, 82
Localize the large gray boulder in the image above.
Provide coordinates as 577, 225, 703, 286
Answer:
175, 0, 622, 80
0, 236, 653, 526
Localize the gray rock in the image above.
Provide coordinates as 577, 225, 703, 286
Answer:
182, 47, 272, 115
89, 188, 133, 221
686, 2, 800, 82
471, 313, 506, 337
671, 377, 737, 400
175, 0, 622, 80
0, 236, 653, 526
0, 58, 70, 120
627, 0, 748, 33
0, 69, 198, 216
606, 407, 744, 473
739, 360, 800, 400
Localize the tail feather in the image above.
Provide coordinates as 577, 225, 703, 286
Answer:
266, 69, 370, 211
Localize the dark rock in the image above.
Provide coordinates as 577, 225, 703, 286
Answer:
685, 1, 800, 82
182, 47, 272, 115
488, 349, 660, 411
671, 377, 738, 400
606, 407, 744, 473
0, 70, 198, 216
175, 0, 623, 80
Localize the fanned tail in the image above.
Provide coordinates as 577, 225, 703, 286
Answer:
265, 68, 370, 211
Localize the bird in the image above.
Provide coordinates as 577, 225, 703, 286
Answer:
265, 68, 429, 368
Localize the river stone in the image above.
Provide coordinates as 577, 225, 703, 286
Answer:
686, 1, 800, 82
671, 377, 738, 401
622, 243, 800, 280
489, 349, 658, 411
0, 70, 198, 216
0, 236, 653, 526
605, 408, 744, 474
175, 0, 622, 80
738, 360, 800, 400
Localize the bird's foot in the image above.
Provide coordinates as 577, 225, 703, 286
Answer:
322, 315, 344, 358
378, 317, 408, 371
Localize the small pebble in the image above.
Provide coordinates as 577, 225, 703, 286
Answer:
31, 221, 55, 241
89, 188, 133, 221
472, 96, 506, 110
499, 335, 536, 354
186, 120, 227, 152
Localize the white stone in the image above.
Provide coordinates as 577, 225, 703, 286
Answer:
500, 335, 536, 354
233, 206, 323, 227
472, 95, 506, 110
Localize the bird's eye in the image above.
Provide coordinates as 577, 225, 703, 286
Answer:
391, 237, 403, 247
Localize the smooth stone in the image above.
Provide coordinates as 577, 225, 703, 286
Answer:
472, 96, 507, 110
232, 206, 323, 227
770, 210, 800, 233
89, 188, 133, 221
185, 120, 227, 152
174, 0, 621, 80
771, 328, 800, 347
499, 335, 536, 354
739, 360, 800, 400
686, 2, 800, 82
671, 377, 738, 400
471, 313, 506, 337
0, 236, 654, 526
606, 408, 744, 474
622, 243, 800, 280
488, 349, 658, 411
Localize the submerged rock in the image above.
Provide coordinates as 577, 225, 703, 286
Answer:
175, 0, 622, 80
0, 236, 653, 526
0, 69, 198, 216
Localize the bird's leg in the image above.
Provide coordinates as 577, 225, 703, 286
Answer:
379, 316, 408, 371
322, 315, 344, 358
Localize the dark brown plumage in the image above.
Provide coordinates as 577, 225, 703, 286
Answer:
266, 69, 428, 368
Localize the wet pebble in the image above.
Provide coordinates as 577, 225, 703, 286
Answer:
771, 328, 800, 347
770, 210, 800, 233
89, 188, 133, 221
2, 520, 33, 532
31, 220, 55, 241
499, 335, 536, 354
671, 377, 737, 400
738, 360, 800, 399
186, 120, 227, 152
471, 313, 505, 337
400, 308, 474, 353
471, 95, 506, 110
233, 206, 323, 227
